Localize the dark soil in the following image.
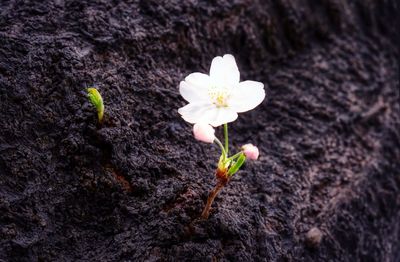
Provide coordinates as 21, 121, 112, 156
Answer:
0, 0, 399, 261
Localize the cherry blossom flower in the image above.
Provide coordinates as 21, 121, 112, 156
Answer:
193, 122, 215, 143
242, 144, 259, 160
178, 54, 265, 127
177, 54, 265, 219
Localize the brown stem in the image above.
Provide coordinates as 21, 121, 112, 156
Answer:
201, 179, 228, 219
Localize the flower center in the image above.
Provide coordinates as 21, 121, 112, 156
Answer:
208, 86, 230, 107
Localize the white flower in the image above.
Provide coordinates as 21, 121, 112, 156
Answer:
178, 54, 265, 127
193, 122, 215, 143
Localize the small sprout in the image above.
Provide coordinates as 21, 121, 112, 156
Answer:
87, 87, 104, 123
178, 54, 266, 219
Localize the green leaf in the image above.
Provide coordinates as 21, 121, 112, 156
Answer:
227, 153, 246, 176
87, 88, 104, 122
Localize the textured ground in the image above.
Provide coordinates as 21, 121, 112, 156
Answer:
0, 0, 399, 261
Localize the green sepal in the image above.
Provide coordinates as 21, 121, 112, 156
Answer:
227, 153, 246, 176
87, 88, 104, 122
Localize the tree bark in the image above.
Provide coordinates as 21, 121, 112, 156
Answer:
0, 0, 398, 261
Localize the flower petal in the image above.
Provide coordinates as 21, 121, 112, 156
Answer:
178, 102, 238, 127
202, 107, 238, 127
209, 54, 240, 87
179, 73, 212, 102
178, 102, 215, 124
229, 80, 265, 113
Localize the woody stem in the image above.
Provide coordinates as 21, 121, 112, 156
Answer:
201, 179, 228, 219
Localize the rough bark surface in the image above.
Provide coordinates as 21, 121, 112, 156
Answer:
0, 0, 399, 261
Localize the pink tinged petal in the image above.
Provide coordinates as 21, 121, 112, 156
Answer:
242, 144, 259, 160
209, 54, 240, 87
179, 73, 212, 102
229, 80, 265, 113
193, 123, 215, 143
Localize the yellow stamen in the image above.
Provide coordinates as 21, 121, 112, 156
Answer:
208, 86, 230, 107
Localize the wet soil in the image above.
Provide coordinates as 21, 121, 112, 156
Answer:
0, 0, 399, 261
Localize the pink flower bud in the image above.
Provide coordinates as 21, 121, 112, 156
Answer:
193, 123, 215, 143
242, 144, 259, 160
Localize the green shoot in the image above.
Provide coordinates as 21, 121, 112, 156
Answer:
87, 88, 104, 123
